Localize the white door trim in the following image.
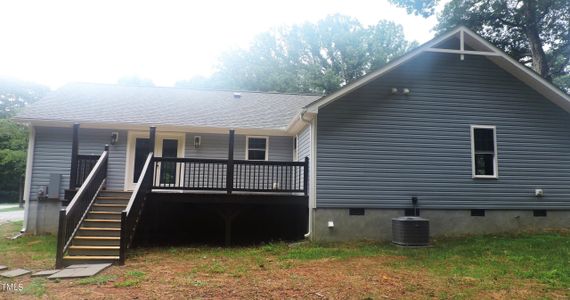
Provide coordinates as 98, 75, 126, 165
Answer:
124, 131, 186, 190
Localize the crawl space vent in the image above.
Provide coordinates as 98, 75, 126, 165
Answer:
392, 217, 430, 246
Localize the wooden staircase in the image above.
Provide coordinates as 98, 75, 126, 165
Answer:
62, 191, 132, 266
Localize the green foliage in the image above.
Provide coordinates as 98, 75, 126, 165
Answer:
77, 274, 118, 286
22, 278, 47, 297
389, 0, 570, 92
0, 119, 28, 193
176, 15, 416, 94
0, 78, 48, 197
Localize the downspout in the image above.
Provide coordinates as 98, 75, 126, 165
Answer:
298, 109, 312, 239
21, 126, 36, 233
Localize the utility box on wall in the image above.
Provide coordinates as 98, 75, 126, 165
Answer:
47, 173, 61, 199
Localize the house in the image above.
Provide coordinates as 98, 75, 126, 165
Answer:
14, 27, 570, 267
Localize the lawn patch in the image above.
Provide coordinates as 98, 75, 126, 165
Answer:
77, 274, 117, 286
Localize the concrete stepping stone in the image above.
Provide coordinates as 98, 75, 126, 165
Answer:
48, 263, 111, 279
0, 269, 31, 278
31, 270, 60, 277
0, 265, 7, 271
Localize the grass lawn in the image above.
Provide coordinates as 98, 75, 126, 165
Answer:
0, 222, 568, 299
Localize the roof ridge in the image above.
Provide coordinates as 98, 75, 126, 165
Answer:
65, 82, 323, 97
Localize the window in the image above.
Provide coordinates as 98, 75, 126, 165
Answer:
471, 125, 498, 178
246, 137, 268, 160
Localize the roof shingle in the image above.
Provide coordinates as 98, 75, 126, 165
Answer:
16, 83, 321, 130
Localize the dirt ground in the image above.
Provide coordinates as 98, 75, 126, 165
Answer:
5, 249, 568, 300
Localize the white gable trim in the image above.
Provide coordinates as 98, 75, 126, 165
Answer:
303, 26, 570, 114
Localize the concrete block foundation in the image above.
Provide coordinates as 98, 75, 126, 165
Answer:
27, 198, 62, 235
312, 208, 570, 242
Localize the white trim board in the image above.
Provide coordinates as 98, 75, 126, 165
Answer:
124, 131, 185, 190
470, 125, 499, 179
245, 136, 269, 161
22, 126, 36, 233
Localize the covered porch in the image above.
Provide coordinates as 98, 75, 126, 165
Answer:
56, 124, 308, 267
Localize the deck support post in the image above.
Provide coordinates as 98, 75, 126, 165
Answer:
226, 130, 235, 194
149, 126, 156, 153
69, 123, 80, 190
216, 206, 241, 246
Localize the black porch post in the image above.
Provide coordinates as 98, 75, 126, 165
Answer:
69, 123, 80, 190
226, 130, 235, 194
149, 126, 156, 153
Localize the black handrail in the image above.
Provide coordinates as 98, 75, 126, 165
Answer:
120, 152, 154, 265
151, 156, 309, 195
55, 146, 109, 268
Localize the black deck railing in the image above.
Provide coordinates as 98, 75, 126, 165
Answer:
72, 155, 100, 188
56, 146, 109, 268
152, 157, 309, 195
120, 152, 154, 265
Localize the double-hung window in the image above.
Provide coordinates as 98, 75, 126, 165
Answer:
246, 137, 268, 160
471, 125, 498, 178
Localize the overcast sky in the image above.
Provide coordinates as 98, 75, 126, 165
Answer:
0, 0, 441, 89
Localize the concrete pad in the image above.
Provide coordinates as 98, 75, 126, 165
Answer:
31, 270, 60, 277
0, 269, 31, 278
48, 263, 111, 279
65, 263, 110, 269
0, 265, 7, 271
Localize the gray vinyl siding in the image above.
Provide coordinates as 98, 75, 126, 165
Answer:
297, 125, 311, 162
316, 51, 570, 210
185, 133, 293, 161
30, 127, 127, 200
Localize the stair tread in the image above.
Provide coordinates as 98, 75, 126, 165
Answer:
63, 255, 120, 260
79, 227, 120, 231
74, 236, 120, 240
84, 219, 121, 223
69, 245, 120, 250
93, 203, 127, 207
97, 196, 131, 200
89, 211, 121, 215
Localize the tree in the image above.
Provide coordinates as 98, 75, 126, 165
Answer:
389, 0, 570, 91
177, 15, 417, 94
0, 77, 49, 118
117, 76, 155, 87
0, 119, 27, 194
0, 78, 48, 201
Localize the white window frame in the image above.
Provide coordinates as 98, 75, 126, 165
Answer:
470, 125, 498, 179
245, 136, 269, 161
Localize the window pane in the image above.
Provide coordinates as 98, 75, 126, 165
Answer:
133, 138, 150, 180
160, 139, 178, 185
475, 153, 494, 176
162, 139, 178, 158
248, 149, 266, 160
474, 128, 494, 151
248, 138, 266, 150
